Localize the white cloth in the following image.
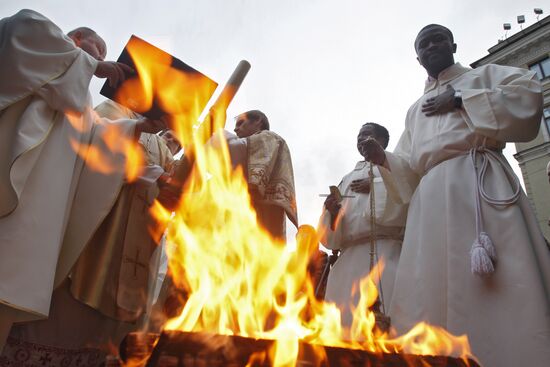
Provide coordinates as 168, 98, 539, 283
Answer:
0, 11, 140, 352
384, 63, 550, 366
227, 132, 249, 172
61, 100, 171, 322
318, 157, 409, 328
0, 10, 99, 347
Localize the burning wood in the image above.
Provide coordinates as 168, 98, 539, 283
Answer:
120, 331, 480, 367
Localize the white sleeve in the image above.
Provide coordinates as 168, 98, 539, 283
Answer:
460, 65, 542, 143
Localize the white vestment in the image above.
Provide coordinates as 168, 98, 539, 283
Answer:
66, 100, 172, 324
384, 63, 550, 366
5, 101, 172, 362
318, 157, 410, 328
0, 10, 139, 355
0, 9, 100, 347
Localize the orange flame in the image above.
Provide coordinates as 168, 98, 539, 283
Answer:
66, 109, 144, 182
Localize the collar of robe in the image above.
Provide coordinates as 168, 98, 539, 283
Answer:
354, 161, 380, 177
354, 160, 371, 171
424, 62, 471, 93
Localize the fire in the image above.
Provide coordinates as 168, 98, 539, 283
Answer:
66, 35, 217, 182
159, 102, 474, 364
157, 131, 475, 365
66, 109, 144, 182
74, 37, 476, 366
115, 35, 218, 148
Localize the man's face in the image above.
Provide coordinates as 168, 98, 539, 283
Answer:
415, 27, 456, 77
234, 113, 262, 138
73, 33, 107, 61
161, 130, 181, 155
357, 125, 385, 158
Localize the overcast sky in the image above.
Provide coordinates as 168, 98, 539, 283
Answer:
1, 0, 546, 236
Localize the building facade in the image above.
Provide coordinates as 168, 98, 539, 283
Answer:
472, 15, 550, 241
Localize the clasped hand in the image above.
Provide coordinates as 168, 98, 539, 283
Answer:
324, 178, 370, 217
421, 85, 456, 116
324, 195, 341, 217
349, 178, 370, 194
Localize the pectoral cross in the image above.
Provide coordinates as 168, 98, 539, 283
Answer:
124, 249, 148, 277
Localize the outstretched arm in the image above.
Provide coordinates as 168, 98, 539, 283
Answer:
376, 126, 420, 205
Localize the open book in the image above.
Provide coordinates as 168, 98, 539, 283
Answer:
100, 35, 218, 120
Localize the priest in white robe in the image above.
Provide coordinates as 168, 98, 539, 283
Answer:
362, 24, 550, 366
4, 100, 177, 363
318, 123, 412, 329
69, 100, 176, 322
68, 100, 177, 327
0, 9, 162, 352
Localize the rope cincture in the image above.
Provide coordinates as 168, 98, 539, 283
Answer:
469, 146, 521, 276
368, 162, 386, 314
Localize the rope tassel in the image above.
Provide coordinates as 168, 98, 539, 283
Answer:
471, 232, 496, 276
469, 147, 519, 277
478, 231, 496, 261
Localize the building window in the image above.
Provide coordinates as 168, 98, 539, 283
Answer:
529, 57, 550, 80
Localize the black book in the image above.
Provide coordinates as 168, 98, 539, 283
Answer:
100, 35, 218, 120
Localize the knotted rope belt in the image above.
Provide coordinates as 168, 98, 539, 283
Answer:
469, 147, 521, 276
